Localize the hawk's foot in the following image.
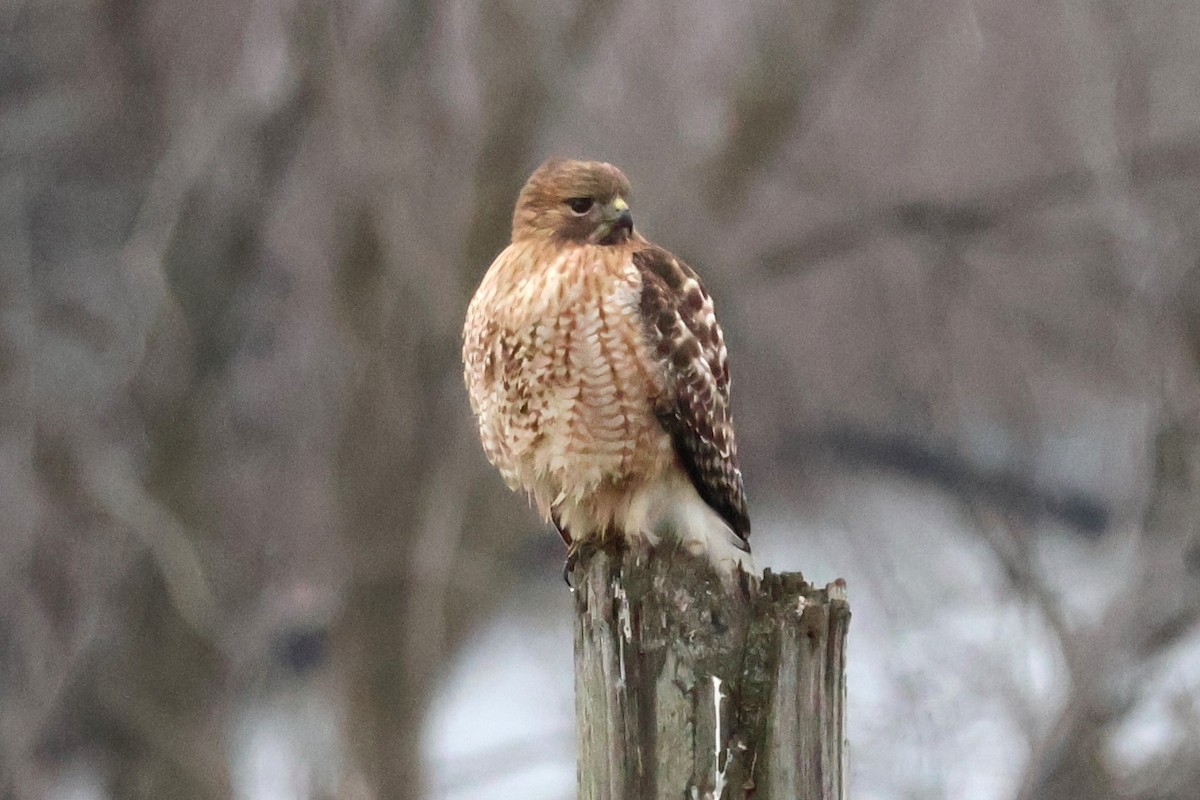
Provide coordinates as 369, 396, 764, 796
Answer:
562, 541, 581, 589
562, 539, 604, 590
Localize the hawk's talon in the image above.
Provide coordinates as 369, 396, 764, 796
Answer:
563, 542, 581, 590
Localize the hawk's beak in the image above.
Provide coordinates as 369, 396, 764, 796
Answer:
595, 197, 633, 243
609, 197, 633, 234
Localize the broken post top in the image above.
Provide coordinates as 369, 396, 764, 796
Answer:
572, 539, 849, 800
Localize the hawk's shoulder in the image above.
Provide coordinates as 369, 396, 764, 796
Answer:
633, 245, 750, 542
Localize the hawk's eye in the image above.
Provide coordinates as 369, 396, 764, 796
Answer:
566, 197, 594, 215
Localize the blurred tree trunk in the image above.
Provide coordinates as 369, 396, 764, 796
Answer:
5, 0, 240, 795
1018, 417, 1200, 800
1016, 307, 1200, 800
93, 565, 232, 800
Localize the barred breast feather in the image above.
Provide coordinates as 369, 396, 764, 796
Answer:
463, 238, 750, 561
462, 239, 676, 531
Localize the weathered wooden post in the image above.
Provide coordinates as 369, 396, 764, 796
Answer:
573, 540, 849, 800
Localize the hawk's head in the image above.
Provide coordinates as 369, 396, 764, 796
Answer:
512, 159, 635, 246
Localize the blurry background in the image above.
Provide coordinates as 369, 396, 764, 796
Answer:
4, 0, 1200, 798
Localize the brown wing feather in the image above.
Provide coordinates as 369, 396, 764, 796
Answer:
634, 246, 750, 542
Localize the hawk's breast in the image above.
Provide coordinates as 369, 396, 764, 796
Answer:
463, 241, 674, 517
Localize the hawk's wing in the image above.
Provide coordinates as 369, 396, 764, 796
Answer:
634, 246, 751, 543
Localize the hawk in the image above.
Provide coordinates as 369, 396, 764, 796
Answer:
462, 158, 753, 577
